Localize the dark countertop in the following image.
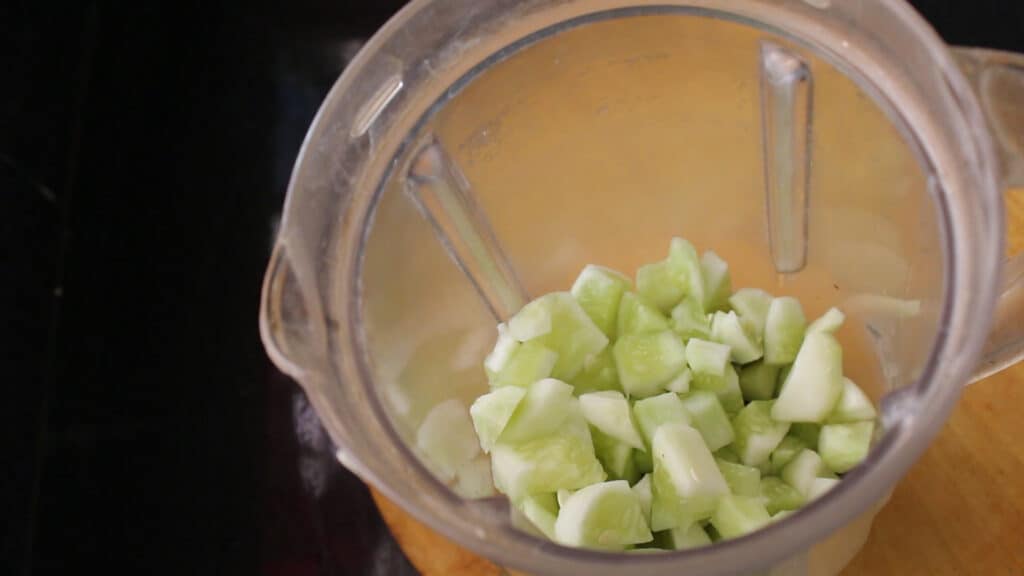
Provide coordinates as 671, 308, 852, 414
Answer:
3, 1, 1021, 575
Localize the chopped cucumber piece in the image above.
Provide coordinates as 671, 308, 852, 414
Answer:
635, 448, 654, 474
618, 292, 671, 336
729, 288, 774, 338
716, 458, 761, 497
716, 364, 745, 415
592, 427, 641, 484
665, 368, 692, 394
632, 474, 653, 525
770, 436, 808, 473
763, 297, 806, 365
819, 421, 874, 473
571, 265, 632, 339
679, 391, 735, 452
557, 489, 575, 509
790, 423, 821, 450
714, 445, 740, 464
668, 238, 706, 308
808, 477, 839, 500
489, 340, 558, 389
499, 378, 574, 445
579, 391, 645, 450
664, 523, 713, 550
637, 259, 687, 313
633, 392, 691, 447
569, 348, 622, 395
772, 332, 843, 423
554, 480, 653, 550
686, 338, 731, 385
470, 386, 527, 453
651, 424, 729, 531
759, 477, 804, 515
828, 378, 877, 423
670, 297, 712, 342
491, 409, 606, 500
485, 323, 520, 376
417, 399, 481, 482
739, 360, 780, 402
518, 493, 559, 540
454, 457, 496, 499
710, 494, 771, 539
807, 307, 845, 334
614, 331, 688, 398
511, 293, 610, 381
781, 449, 825, 497
732, 400, 791, 467
701, 251, 732, 312
711, 311, 763, 364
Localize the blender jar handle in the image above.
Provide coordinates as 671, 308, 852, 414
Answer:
953, 48, 1024, 382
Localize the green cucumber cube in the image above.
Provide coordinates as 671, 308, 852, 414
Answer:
758, 476, 805, 514
633, 392, 691, 447
770, 436, 808, 473
491, 407, 606, 500
454, 457, 497, 499
650, 424, 729, 531
517, 493, 559, 540
416, 399, 481, 482
828, 377, 877, 423
664, 523, 713, 550
665, 368, 692, 394
632, 473, 653, 526
808, 477, 839, 500
729, 288, 774, 338
772, 332, 843, 423
618, 292, 671, 336
711, 311, 763, 364
668, 238, 706, 308
591, 426, 641, 484
511, 293, 610, 381
686, 338, 731, 385
807, 307, 845, 335
569, 347, 622, 395
470, 386, 527, 453
717, 365, 745, 415
637, 259, 687, 313
579, 391, 645, 450
732, 400, 791, 467
763, 297, 806, 365
614, 331, 688, 398
716, 458, 762, 497
485, 323, 520, 376
739, 360, 780, 402
499, 378, 575, 445
700, 251, 732, 312
489, 340, 558, 389
554, 480, 653, 550
679, 390, 735, 452
670, 297, 712, 341
571, 265, 631, 339
819, 421, 874, 473
710, 494, 771, 539
781, 449, 825, 497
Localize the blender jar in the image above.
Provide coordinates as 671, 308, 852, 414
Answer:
260, 1, 1024, 574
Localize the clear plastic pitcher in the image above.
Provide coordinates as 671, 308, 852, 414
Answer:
259, 1, 1024, 574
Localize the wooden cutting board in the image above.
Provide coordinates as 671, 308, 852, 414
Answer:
372, 190, 1024, 575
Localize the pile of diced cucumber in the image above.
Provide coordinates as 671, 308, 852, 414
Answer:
468, 238, 878, 551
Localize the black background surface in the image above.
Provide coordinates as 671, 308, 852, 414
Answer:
3, 2, 1022, 575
